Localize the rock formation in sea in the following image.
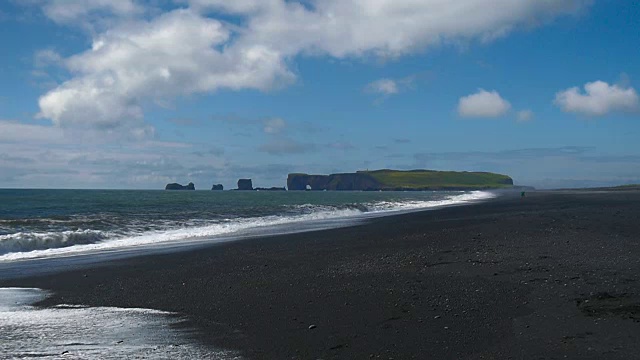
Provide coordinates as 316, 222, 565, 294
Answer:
287, 169, 514, 191
165, 182, 196, 190
211, 184, 224, 191
237, 179, 253, 190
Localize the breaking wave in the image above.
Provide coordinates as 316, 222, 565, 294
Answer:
0, 230, 111, 254
0, 191, 494, 261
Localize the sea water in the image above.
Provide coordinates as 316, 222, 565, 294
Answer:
0, 189, 493, 265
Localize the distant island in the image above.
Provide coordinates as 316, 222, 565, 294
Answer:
287, 169, 513, 191
164, 169, 515, 192
165, 182, 195, 190
235, 178, 285, 191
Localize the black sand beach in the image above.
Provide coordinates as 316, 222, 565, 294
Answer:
3, 190, 640, 359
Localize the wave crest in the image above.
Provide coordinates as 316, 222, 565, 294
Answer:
0, 230, 110, 255
0, 191, 495, 260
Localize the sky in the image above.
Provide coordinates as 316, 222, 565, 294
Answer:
0, 0, 639, 189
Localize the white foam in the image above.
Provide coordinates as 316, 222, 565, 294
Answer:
0, 191, 494, 262
0, 229, 111, 254
366, 190, 496, 212
0, 288, 240, 360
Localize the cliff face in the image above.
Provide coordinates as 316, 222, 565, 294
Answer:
165, 182, 195, 190
287, 170, 513, 191
287, 173, 381, 191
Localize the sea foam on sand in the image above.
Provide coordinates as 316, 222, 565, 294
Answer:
0, 288, 240, 360
0, 191, 495, 263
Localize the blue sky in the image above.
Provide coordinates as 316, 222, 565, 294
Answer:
0, 0, 639, 189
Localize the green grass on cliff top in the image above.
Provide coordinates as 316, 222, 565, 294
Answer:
359, 169, 512, 189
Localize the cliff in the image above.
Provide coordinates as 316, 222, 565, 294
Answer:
165, 182, 195, 190
237, 179, 253, 190
287, 169, 513, 191
287, 173, 380, 191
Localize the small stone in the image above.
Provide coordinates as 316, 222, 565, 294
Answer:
309, 324, 317, 330
434, 315, 441, 319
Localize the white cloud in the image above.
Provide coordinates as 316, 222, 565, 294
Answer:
365, 79, 399, 95
40, 0, 142, 24
263, 118, 286, 134
191, 0, 590, 58
517, 109, 534, 122
554, 81, 639, 116
34, 1, 591, 131
458, 89, 511, 118
186, 0, 270, 14
364, 75, 417, 99
34, 49, 62, 68
37, 9, 294, 130
0, 120, 65, 144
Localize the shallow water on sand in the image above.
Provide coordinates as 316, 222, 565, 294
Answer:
0, 288, 240, 360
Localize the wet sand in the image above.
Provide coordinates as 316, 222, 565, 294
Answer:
3, 190, 640, 359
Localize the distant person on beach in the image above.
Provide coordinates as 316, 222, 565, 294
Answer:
521, 191, 526, 198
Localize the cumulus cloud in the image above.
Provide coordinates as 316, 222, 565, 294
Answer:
458, 89, 511, 118
34, 0, 591, 131
190, 0, 590, 58
554, 81, 639, 116
517, 109, 534, 122
37, 9, 294, 130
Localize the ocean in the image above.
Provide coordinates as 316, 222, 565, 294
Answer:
0, 189, 494, 359
0, 189, 493, 264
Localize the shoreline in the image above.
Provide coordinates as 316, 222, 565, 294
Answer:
0, 190, 496, 277
3, 190, 640, 358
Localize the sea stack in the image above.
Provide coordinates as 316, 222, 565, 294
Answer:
237, 179, 253, 190
211, 184, 224, 191
165, 182, 195, 190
